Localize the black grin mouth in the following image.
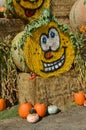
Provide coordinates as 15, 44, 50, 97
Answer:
41, 47, 66, 73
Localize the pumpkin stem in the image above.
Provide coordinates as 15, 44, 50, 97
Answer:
30, 108, 36, 114
73, 88, 78, 93
40, 99, 45, 104
25, 98, 28, 103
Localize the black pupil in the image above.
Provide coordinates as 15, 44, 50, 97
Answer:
43, 37, 47, 44
50, 31, 55, 38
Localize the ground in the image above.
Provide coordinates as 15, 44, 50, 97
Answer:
0, 106, 86, 130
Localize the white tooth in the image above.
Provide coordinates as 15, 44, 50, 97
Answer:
54, 61, 57, 65
61, 55, 64, 60
61, 59, 64, 63
48, 67, 52, 71
44, 63, 47, 67
51, 66, 55, 71
55, 65, 59, 69
48, 64, 51, 67
44, 68, 49, 72
58, 62, 62, 67
51, 63, 53, 66
48, 63, 53, 67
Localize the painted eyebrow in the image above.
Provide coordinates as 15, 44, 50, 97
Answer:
16, 0, 20, 3
23, 0, 34, 3
40, 33, 48, 41
48, 27, 58, 33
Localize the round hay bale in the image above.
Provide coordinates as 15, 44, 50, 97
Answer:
6, 0, 50, 22
11, 31, 30, 72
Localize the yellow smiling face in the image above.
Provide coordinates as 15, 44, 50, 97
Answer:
24, 22, 75, 78
12, 0, 50, 21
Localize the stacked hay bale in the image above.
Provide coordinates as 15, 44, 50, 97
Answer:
17, 0, 86, 110
1, 0, 86, 110
51, 0, 76, 24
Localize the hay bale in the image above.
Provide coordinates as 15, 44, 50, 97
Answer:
17, 70, 86, 110
51, 0, 76, 17
17, 73, 36, 105
0, 18, 24, 41
51, 0, 76, 25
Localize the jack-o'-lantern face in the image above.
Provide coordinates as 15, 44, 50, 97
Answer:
24, 22, 75, 78
12, 0, 50, 21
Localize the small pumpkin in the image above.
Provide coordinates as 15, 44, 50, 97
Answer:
79, 25, 86, 34
34, 103, 47, 117
0, 6, 5, 13
29, 72, 36, 80
27, 109, 39, 123
18, 102, 33, 118
0, 98, 6, 111
74, 91, 85, 105
48, 105, 59, 115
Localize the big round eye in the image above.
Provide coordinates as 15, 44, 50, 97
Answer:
41, 35, 47, 45
49, 28, 58, 39
48, 28, 60, 51
50, 31, 55, 38
40, 35, 49, 51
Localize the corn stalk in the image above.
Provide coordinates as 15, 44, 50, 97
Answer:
0, 41, 18, 107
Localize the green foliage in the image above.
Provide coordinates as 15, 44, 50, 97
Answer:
84, 0, 86, 5
5, 0, 14, 17
0, 105, 19, 120
0, 42, 10, 69
70, 28, 86, 80
53, 17, 69, 33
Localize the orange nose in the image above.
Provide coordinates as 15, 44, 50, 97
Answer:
45, 52, 53, 59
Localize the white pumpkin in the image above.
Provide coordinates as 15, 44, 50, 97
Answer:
27, 113, 39, 123
48, 105, 58, 115
84, 100, 86, 106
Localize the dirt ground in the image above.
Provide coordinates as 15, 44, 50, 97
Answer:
0, 106, 86, 130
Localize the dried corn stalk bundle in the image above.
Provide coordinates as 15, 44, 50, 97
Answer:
0, 41, 18, 107
69, 29, 86, 85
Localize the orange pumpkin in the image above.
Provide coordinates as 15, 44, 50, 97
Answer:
18, 102, 33, 118
0, 98, 6, 111
0, 6, 5, 13
80, 25, 86, 34
74, 91, 85, 105
34, 103, 47, 117
69, 0, 86, 31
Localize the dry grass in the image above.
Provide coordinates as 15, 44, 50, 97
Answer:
0, 39, 18, 107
